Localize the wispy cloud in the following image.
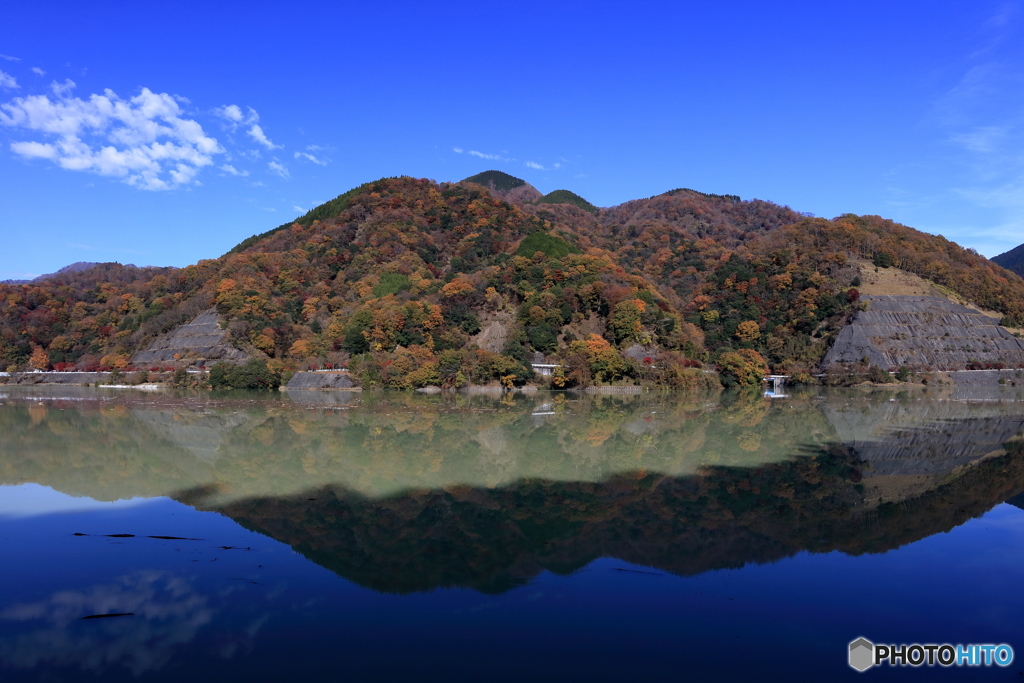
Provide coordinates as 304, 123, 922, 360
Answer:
293, 151, 326, 165
0, 80, 223, 190
468, 150, 500, 160
0, 70, 18, 90
949, 125, 1009, 153
247, 123, 280, 150
220, 164, 248, 176
915, 7, 1024, 255
524, 161, 544, 170
215, 104, 280, 150
31, 67, 45, 76
0, 54, 19, 62
268, 161, 289, 179
214, 104, 250, 126
453, 147, 510, 160
293, 205, 305, 212
50, 79, 74, 97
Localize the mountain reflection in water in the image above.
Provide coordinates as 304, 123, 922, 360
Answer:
2, 386, 1024, 594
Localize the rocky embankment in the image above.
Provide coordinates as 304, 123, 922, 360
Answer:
823, 295, 1024, 370
133, 308, 249, 366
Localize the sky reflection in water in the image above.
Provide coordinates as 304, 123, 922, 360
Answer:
1, 385, 1024, 681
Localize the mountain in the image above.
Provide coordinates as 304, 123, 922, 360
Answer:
0, 261, 103, 285
3, 172, 1024, 386
462, 170, 543, 204
992, 243, 1024, 278
537, 189, 598, 214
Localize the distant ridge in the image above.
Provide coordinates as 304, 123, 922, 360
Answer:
992, 243, 1024, 278
537, 189, 598, 214
460, 170, 542, 204
658, 188, 741, 202
2, 261, 103, 285
462, 170, 526, 192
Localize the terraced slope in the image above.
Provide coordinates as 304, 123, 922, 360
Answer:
822, 295, 1024, 370
133, 308, 249, 365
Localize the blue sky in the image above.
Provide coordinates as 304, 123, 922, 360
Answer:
2, 1, 1024, 279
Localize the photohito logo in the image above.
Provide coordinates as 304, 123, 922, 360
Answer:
848, 637, 1013, 671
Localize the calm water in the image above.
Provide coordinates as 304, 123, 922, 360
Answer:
2, 385, 1024, 681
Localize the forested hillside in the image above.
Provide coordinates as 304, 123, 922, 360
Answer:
3, 172, 1023, 388
993, 243, 1024, 278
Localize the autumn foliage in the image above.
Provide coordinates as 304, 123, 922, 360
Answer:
3, 174, 1024, 388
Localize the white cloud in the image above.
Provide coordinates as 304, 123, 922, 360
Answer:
214, 104, 262, 131
247, 124, 280, 150
0, 54, 19, 62
0, 82, 224, 190
31, 67, 45, 76
215, 106, 279, 154
293, 205, 305, 212
0, 70, 18, 90
306, 144, 327, 151
50, 79, 74, 97
268, 161, 289, 178
215, 104, 246, 124
524, 161, 544, 170
468, 150, 500, 160
220, 164, 248, 176
294, 151, 326, 165
455, 146, 518, 162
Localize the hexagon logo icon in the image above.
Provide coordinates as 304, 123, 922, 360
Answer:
849, 637, 874, 672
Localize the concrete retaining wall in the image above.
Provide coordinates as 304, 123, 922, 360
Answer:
2, 372, 111, 385
283, 371, 358, 390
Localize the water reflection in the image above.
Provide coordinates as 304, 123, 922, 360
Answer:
0, 572, 212, 675
3, 386, 1024, 594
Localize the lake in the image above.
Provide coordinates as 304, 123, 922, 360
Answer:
1, 384, 1023, 681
